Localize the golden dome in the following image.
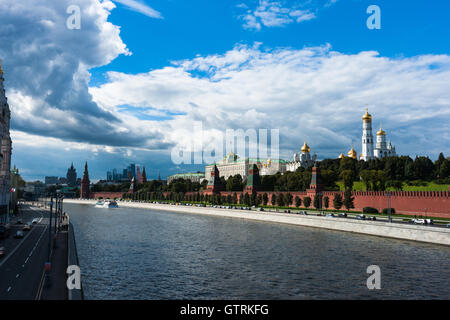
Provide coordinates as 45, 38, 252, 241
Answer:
338, 153, 345, 159
362, 108, 372, 122
301, 141, 310, 153
359, 153, 363, 160
377, 127, 386, 136
347, 147, 357, 159
0, 61, 3, 75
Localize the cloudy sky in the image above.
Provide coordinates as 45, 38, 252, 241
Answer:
1, 0, 449, 181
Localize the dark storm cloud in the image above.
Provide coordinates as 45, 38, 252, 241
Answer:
0, 0, 152, 146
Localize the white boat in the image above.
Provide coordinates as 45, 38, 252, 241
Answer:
95, 200, 119, 208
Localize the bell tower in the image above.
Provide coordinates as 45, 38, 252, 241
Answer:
361, 108, 374, 161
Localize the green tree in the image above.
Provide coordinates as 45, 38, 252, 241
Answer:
343, 189, 355, 211
360, 169, 373, 191
386, 180, 403, 191
251, 193, 257, 206
277, 193, 285, 207
439, 159, 450, 179
271, 194, 276, 206
257, 194, 262, 206
313, 194, 321, 210
263, 193, 268, 206
285, 193, 293, 207
333, 194, 343, 210
226, 174, 244, 191
323, 196, 329, 209
294, 196, 301, 208
303, 196, 311, 209
244, 193, 250, 206
340, 169, 355, 191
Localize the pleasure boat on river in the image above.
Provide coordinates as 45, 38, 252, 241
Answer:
95, 199, 119, 208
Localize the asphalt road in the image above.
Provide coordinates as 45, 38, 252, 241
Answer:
0, 206, 50, 300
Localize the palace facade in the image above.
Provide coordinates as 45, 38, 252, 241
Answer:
204, 141, 318, 181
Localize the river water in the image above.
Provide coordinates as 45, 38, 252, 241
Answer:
65, 203, 450, 300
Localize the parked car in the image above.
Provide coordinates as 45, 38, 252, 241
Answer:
0, 224, 11, 239
357, 214, 366, 220
410, 219, 426, 225
14, 230, 24, 239
257, 207, 264, 211
0, 246, 5, 257
425, 219, 434, 225
326, 213, 335, 217
446, 223, 450, 228
338, 213, 347, 218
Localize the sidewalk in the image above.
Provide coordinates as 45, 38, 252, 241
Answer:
39, 231, 68, 300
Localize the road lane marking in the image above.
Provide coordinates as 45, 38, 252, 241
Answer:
0, 224, 46, 269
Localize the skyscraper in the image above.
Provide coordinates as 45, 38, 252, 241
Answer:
66, 162, 77, 186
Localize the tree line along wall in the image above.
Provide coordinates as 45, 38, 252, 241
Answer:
89, 190, 449, 219
186, 190, 450, 218
90, 192, 125, 199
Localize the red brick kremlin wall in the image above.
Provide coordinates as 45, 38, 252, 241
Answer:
90, 192, 125, 199
89, 190, 449, 218
189, 190, 450, 218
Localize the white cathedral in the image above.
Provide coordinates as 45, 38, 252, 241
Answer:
360, 109, 396, 160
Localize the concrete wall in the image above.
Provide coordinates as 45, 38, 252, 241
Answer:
67, 222, 83, 300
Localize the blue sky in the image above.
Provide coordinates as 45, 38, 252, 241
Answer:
92, 0, 450, 79
1, 0, 449, 181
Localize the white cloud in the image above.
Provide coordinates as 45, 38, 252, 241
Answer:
112, 0, 162, 19
239, 1, 316, 30
90, 44, 450, 161
0, 0, 169, 149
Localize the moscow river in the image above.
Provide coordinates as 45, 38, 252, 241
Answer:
65, 203, 450, 300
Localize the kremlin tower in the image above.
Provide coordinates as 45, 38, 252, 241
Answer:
80, 161, 90, 199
